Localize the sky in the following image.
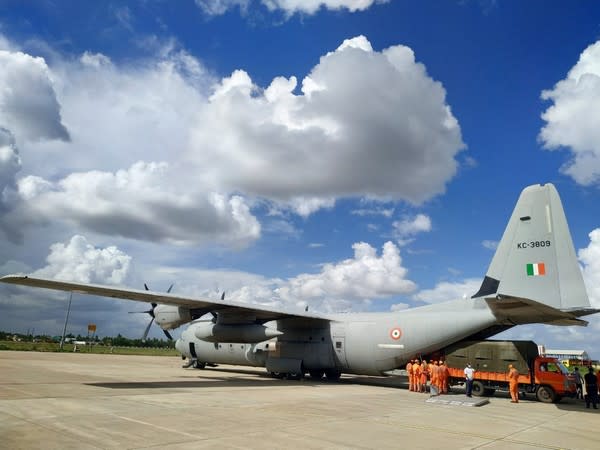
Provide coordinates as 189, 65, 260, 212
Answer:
1, 0, 600, 357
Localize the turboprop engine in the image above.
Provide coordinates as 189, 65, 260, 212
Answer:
193, 322, 283, 343
154, 304, 192, 330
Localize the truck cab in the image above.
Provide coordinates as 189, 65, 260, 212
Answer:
533, 357, 576, 402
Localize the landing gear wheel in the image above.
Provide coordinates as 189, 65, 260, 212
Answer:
325, 369, 342, 381
536, 385, 556, 403
194, 361, 206, 369
309, 370, 325, 380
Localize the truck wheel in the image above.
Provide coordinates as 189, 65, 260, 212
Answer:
536, 385, 556, 403
483, 388, 496, 397
471, 380, 485, 397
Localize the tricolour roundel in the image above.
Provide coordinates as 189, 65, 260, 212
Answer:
389, 327, 402, 340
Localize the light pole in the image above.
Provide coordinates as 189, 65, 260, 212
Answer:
59, 292, 73, 350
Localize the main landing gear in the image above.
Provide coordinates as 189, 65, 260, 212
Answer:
269, 368, 342, 381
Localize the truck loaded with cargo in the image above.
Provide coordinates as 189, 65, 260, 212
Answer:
442, 340, 576, 403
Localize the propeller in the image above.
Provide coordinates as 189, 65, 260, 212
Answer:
129, 283, 174, 341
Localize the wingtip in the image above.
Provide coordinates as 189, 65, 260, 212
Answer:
4, 273, 28, 276
0, 274, 29, 283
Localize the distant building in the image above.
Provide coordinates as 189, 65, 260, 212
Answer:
541, 348, 590, 364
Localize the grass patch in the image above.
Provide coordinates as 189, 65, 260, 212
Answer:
0, 340, 178, 356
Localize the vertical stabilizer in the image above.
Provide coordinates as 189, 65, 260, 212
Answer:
474, 183, 590, 312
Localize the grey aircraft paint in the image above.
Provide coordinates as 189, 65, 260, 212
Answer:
2, 184, 597, 380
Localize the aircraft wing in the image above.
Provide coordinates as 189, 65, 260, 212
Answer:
0, 274, 330, 324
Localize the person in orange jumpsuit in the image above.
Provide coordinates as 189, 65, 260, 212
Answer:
420, 360, 429, 393
440, 360, 449, 394
433, 360, 441, 393
412, 359, 419, 392
432, 361, 440, 394
406, 359, 413, 391
413, 359, 421, 392
508, 364, 519, 403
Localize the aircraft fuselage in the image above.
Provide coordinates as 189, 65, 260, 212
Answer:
176, 297, 499, 377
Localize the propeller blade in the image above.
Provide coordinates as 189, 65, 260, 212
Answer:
142, 317, 154, 341
221, 291, 225, 300
167, 283, 174, 293
163, 329, 173, 340
144, 283, 149, 291
128, 308, 153, 314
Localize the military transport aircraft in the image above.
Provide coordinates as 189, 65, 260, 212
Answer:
1, 184, 598, 380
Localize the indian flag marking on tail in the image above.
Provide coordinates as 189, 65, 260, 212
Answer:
526, 263, 546, 276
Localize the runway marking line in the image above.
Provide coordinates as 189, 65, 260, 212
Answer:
113, 414, 203, 439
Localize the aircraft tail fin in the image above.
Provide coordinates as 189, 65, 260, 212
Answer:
473, 183, 594, 323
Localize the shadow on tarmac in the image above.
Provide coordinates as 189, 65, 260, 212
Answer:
84, 366, 600, 413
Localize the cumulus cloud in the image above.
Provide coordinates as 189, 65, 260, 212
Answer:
0, 128, 21, 209
25, 47, 211, 176
392, 214, 432, 246
539, 40, 600, 185
351, 205, 394, 218
579, 228, 600, 308
277, 241, 416, 304
195, 0, 250, 15
264, 0, 388, 15
482, 240, 498, 250
190, 240, 417, 313
412, 278, 482, 304
196, 0, 386, 16
0, 49, 70, 142
32, 235, 132, 284
188, 35, 464, 205
14, 162, 261, 247
0, 35, 463, 248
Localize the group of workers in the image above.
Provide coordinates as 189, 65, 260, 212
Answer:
406, 357, 600, 407
573, 366, 599, 409
405, 359, 449, 395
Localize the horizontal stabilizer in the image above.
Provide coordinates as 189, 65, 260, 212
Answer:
485, 295, 597, 326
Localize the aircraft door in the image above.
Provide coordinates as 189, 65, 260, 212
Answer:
331, 324, 348, 368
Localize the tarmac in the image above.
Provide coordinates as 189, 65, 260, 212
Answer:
0, 351, 598, 450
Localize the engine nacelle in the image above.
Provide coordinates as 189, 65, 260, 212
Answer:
154, 304, 192, 330
194, 323, 283, 343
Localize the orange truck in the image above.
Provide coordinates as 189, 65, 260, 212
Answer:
443, 340, 576, 403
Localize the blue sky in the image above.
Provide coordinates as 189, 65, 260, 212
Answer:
1, 1, 599, 357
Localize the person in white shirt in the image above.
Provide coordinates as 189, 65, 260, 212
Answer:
464, 363, 475, 397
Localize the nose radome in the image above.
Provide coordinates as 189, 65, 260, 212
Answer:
175, 338, 186, 355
